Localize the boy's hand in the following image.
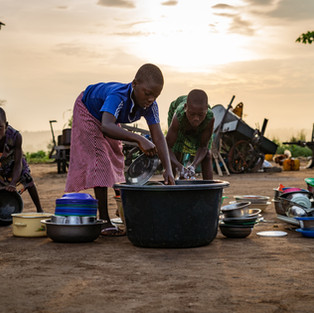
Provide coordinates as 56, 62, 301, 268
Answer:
163, 169, 175, 185
138, 137, 157, 157
179, 165, 196, 180
187, 165, 196, 179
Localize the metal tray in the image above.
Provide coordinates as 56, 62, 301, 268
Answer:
125, 154, 159, 185
276, 214, 300, 226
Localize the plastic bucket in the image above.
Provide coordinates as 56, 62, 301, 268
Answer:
304, 178, 314, 194
114, 180, 229, 248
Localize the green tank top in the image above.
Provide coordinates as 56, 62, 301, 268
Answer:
167, 95, 214, 155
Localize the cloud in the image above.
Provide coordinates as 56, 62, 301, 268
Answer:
55, 6, 68, 10
161, 1, 178, 6
213, 12, 255, 36
212, 3, 255, 36
245, 0, 314, 20
244, 0, 273, 5
112, 31, 152, 37
53, 42, 103, 58
97, 0, 135, 9
229, 16, 255, 36
212, 4, 235, 10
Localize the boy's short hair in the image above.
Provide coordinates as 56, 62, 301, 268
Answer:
187, 89, 208, 107
135, 63, 164, 86
0, 107, 6, 123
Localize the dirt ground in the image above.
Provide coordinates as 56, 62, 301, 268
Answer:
1, 161, 314, 313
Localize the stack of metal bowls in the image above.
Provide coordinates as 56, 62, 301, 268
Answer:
219, 202, 261, 238
41, 193, 104, 243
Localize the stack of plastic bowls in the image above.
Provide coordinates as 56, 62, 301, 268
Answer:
54, 193, 98, 223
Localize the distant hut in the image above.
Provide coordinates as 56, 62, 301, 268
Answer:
0, 21, 5, 29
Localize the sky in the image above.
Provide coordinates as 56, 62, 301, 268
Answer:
0, 0, 314, 143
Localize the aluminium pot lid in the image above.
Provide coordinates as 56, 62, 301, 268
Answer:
125, 154, 159, 185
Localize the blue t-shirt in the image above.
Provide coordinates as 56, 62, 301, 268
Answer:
81, 82, 160, 125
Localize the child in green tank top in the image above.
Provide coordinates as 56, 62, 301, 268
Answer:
166, 89, 214, 180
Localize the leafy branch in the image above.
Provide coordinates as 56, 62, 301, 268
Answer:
296, 31, 314, 44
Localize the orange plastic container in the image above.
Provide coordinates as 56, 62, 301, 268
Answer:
283, 158, 300, 171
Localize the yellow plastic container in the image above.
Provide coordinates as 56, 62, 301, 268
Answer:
265, 154, 273, 161
12, 213, 53, 237
283, 158, 300, 171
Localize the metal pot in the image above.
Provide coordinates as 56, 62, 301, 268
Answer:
41, 219, 104, 243
12, 213, 53, 237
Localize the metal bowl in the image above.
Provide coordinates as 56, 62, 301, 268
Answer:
221, 202, 251, 218
51, 215, 67, 224
287, 205, 308, 218
41, 219, 104, 243
223, 214, 261, 225
272, 199, 286, 215
219, 223, 253, 238
234, 195, 270, 204
273, 188, 283, 201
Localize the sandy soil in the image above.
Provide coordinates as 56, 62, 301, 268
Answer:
1, 161, 314, 313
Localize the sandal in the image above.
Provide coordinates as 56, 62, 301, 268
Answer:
100, 226, 126, 237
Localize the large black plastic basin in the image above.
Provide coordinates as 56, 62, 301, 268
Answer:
114, 180, 229, 248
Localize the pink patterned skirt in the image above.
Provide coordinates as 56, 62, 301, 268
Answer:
65, 92, 125, 192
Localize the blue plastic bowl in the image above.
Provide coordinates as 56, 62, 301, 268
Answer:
55, 193, 98, 216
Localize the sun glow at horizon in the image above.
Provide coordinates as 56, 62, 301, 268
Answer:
124, 0, 257, 72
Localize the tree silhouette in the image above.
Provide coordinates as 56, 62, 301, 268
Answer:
296, 31, 314, 44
